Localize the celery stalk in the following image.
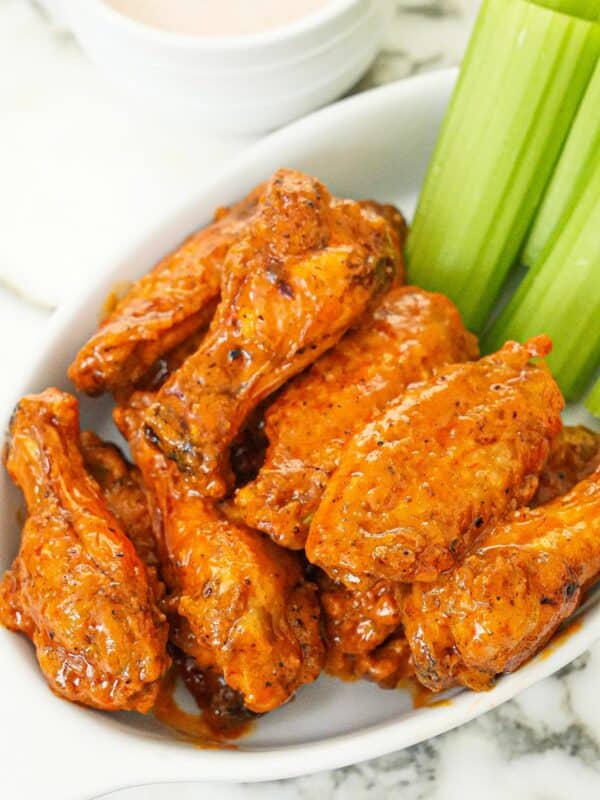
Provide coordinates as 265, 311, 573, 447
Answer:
523, 59, 600, 266
405, 0, 599, 332
531, 0, 600, 21
483, 155, 600, 401
586, 379, 600, 418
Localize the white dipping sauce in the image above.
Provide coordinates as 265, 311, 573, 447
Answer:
103, 0, 331, 36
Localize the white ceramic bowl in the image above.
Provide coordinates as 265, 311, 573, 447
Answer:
47, 0, 389, 133
1, 70, 599, 800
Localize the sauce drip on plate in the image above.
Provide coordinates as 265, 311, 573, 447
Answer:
153, 663, 254, 748
103, 0, 330, 37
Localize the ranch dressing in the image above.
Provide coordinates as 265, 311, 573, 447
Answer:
103, 0, 331, 36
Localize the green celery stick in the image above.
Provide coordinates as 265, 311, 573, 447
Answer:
531, 0, 600, 20
483, 155, 600, 401
586, 378, 600, 418
523, 59, 600, 266
406, 0, 599, 332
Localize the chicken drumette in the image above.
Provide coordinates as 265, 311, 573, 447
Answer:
0, 389, 169, 711
403, 467, 600, 692
116, 393, 324, 714
68, 185, 263, 395
306, 337, 564, 588
143, 169, 404, 497
235, 287, 478, 549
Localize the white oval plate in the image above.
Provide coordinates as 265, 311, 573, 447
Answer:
1, 69, 598, 800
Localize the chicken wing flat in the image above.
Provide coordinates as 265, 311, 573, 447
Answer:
532, 425, 600, 507
0, 389, 169, 711
235, 287, 478, 548
116, 393, 324, 714
306, 337, 564, 588
403, 467, 600, 692
80, 431, 163, 599
143, 169, 404, 496
68, 186, 262, 396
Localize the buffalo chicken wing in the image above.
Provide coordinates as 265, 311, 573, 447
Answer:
403, 467, 600, 692
116, 393, 324, 714
306, 337, 564, 588
0, 390, 169, 711
68, 186, 262, 395
143, 169, 404, 496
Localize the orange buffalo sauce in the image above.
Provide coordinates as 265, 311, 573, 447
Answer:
153, 668, 254, 748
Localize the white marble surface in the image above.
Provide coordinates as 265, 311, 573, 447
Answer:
3, 1, 600, 798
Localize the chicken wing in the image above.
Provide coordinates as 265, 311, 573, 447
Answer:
532, 425, 600, 507
0, 389, 169, 711
306, 337, 564, 588
173, 649, 254, 732
115, 393, 324, 714
143, 169, 404, 496
340, 631, 414, 689
235, 287, 478, 548
403, 467, 600, 692
68, 186, 262, 395
318, 572, 406, 659
79, 431, 163, 599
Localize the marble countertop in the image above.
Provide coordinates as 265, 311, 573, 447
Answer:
2, 1, 600, 798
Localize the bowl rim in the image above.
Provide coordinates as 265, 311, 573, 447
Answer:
84, 0, 366, 50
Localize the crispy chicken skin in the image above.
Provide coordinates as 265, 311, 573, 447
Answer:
318, 572, 406, 658
68, 186, 262, 396
143, 169, 404, 496
403, 467, 600, 692
0, 390, 169, 711
318, 572, 413, 687
235, 287, 478, 548
340, 626, 415, 689
532, 425, 600, 507
306, 337, 564, 588
115, 393, 324, 714
80, 431, 163, 599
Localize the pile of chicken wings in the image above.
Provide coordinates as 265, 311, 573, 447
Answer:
1, 169, 599, 727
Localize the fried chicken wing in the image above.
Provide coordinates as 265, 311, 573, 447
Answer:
68, 186, 262, 396
403, 467, 600, 692
319, 572, 406, 658
80, 431, 163, 599
0, 389, 169, 711
342, 631, 414, 689
235, 287, 478, 548
144, 169, 404, 496
532, 425, 600, 507
116, 393, 324, 714
306, 337, 564, 588
173, 649, 254, 732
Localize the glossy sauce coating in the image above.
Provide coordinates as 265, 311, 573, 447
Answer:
235, 286, 478, 548
116, 392, 324, 714
402, 467, 600, 692
306, 337, 564, 588
144, 169, 403, 497
0, 390, 169, 711
68, 186, 262, 395
80, 431, 163, 599
532, 425, 600, 507
318, 572, 405, 656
